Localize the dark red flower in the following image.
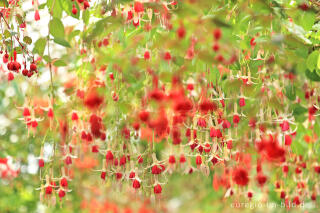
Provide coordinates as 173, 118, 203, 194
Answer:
232, 167, 249, 186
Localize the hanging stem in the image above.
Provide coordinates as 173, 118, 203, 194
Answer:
47, 12, 56, 170
47, 18, 55, 105
0, 12, 33, 59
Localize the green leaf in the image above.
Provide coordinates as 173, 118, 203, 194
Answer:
284, 21, 312, 44
292, 104, 307, 116
15, 14, 23, 25
47, 0, 62, 19
53, 59, 67, 67
306, 51, 319, 71
33, 38, 47, 56
4, 30, 11, 39
49, 18, 65, 39
305, 69, 320, 81
82, 9, 90, 25
53, 37, 71, 47
300, 11, 315, 31
42, 55, 51, 63
317, 53, 320, 70
23, 36, 32, 45
38, 3, 46, 9
68, 30, 80, 41
14, 46, 22, 54
284, 84, 296, 101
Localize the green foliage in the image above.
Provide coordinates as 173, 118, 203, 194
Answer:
49, 18, 65, 39
33, 37, 47, 56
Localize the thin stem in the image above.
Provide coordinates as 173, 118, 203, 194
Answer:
0, 12, 33, 59
47, 13, 55, 107
47, 13, 56, 168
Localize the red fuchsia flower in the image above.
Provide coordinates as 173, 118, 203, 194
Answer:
121, 127, 130, 139
119, 155, 127, 166
47, 108, 54, 118
106, 150, 114, 162
292, 196, 301, 205
139, 110, 150, 122
195, 155, 202, 167
210, 127, 222, 138
186, 83, 194, 91
129, 171, 135, 179
137, 155, 143, 164
280, 120, 290, 132
280, 191, 286, 199
132, 179, 141, 189
232, 167, 249, 186
60, 177, 68, 188
213, 28, 222, 40
168, 155, 176, 164
311, 192, 317, 201
149, 88, 166, 102
239, 97, 246, 107
283, 164, 289, 174
298, 3, 309, 11
89, 114, 103, 138
247, 191, 253, 199
219, 99, 225, 107
91, 145, 99, 153
83, 1, 90, 9
8, 72, 14, 81
204, 143, 211, 153
222, 119, 231, 129
173, 98, 193, 115
45, 185, 52, 195
256, 135, 285, 162
100, 171, 106, 180
0, 157, 19, 179
58, 189, 66, 200
250, 37, 256, 47
248, 118, 256, 129
179, 154, 186, 164
177, 24, 186, 39
284, 135, 292, 146
148, 109, 169, 136
38, 159, 44, 168
76, 89, 85, 99
163, 51, 172, 61
212, 43, 220, 52
3, 53, 9, 63
144, 50, 150, 60
34, 10, 40, 21
172, 127, 182, 145
134, 1, 144, 13
256, 173, 267, 187
115, 172, 123, 181
185, 46, 195, 60
23, 107, 31, 117
233, 114, 240, 125
295, 167, 302, 174
65, 156, 72, 165
197, 117, 206, 128
154, 184, 162, 194
199, 100, 217, 114
151, 165, 163, 175
72, 5, 78, 15
71, 112, 78, 121
227, 140, 232, 149
84, 88, 104, 110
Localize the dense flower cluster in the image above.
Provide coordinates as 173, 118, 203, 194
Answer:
1, 0, 320, 211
